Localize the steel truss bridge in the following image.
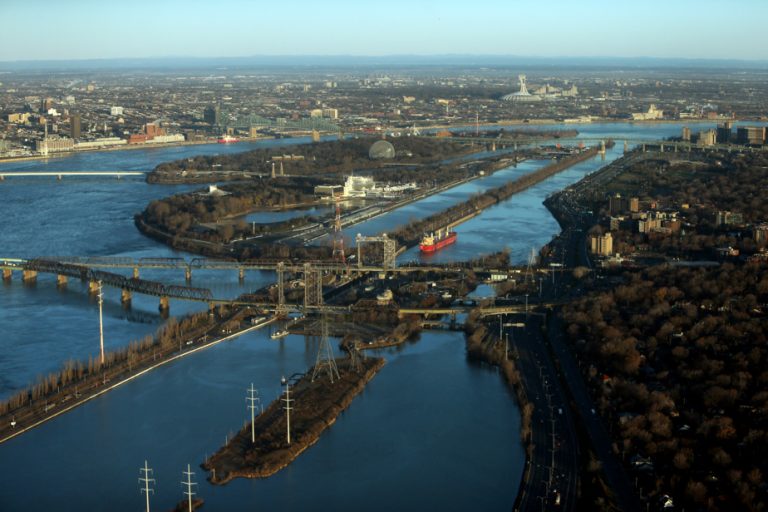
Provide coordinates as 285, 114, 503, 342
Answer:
1, 256, 550, 313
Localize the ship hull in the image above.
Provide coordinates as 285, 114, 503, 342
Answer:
419, 232, 457, 253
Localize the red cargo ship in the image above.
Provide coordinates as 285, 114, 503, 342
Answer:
217, 135, 239, 144
419, 228, 457, 253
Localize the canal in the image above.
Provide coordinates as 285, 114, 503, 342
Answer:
0, 123, 703, 509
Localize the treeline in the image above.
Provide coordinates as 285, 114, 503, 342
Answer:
390, 145, 609, 247
148, 137, 472, 183
562, 263, 768, 511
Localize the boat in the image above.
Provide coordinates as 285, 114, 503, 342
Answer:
270, 329, 289, 339
419, 227, 457, 253
217, 135, 239, 144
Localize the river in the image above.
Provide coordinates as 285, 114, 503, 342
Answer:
0, 123, 712, 510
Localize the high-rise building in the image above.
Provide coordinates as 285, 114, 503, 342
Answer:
736, 126, 766, 145
203, 105, 220, 125
589, 232, 613, 256
70, 114, 81, 139
682, 126, 691, 141
716, 121, 733, 144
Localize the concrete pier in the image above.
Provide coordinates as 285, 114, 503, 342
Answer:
238, 268, 245, 281
88, 280, 99, 294
2, 268, 12, 281
133, 267, 140, 279
121, 289, 132, 306
159, 296, 170, 312
185, 268, 192, 282
57, 274, 68, 286
22, 270, 38, 283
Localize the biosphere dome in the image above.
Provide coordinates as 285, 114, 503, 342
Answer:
368, 140, 396, 160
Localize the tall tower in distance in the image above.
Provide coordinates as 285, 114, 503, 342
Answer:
70, 113, 81, 140
203, 104, 221, 126
518, 75, 529, 95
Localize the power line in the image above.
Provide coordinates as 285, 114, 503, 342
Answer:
97, 280, 105, 365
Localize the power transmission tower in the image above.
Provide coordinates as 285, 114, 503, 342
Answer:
311, 317, 340, 383
348, 339, 364, 373
524, 247, 537, 286
98, 280, 105, 365
280, 376, 294, 445
138, 460, 155, 512
181, 464, 197, 512
246, 383, 262, 443
331, 193, 346, 265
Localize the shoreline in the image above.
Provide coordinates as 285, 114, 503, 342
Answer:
203, 357, 386, 484
0, 314, 276, 445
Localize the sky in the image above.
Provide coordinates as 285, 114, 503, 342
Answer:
1, 0, 767, 62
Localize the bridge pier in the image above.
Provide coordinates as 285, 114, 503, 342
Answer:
238, 268, 245, 282
56, 274, 68, 286
490, 142, 496, 152
133, 267, 140, 279
22, 270, 38, 283
2, 268, 12, 281
121, 289, 132, 307
185, 268, 192, 282
88, 280, 99, 294
660, 143, 665, 153
159, 296, 170, 312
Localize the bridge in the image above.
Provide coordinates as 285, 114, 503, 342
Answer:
0, 171, 144, 180
442, 135, 768, 154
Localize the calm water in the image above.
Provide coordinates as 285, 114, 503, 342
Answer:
0, 123, 695, 510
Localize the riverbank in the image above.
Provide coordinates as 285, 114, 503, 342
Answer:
203, 356, 385, 484
0, 307, 275, 444
0, 136, 277, 165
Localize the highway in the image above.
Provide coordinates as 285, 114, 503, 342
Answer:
506, 314, 579, 511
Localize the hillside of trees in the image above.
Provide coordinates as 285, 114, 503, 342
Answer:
562, 263, 768, 511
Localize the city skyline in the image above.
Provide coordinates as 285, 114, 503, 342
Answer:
2, 0, 768, 62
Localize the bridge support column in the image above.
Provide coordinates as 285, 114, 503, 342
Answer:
121, 289, 132, 306
133, 267, 140, 279
185, 268, 192, 282
88, 280, 99, 294
2, 269, 12, 281
22, 270, 38, 283
660, 143, 665, 153
238, 268, 245, 282
56, 274, 68, 286
159, 296, 169, 312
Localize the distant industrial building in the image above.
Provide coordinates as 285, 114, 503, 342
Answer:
589, 232, 613, 256
35, 137, 74, 155
736, 126, 766, 145
7, 113, 31, 124
631, 104, 663, 121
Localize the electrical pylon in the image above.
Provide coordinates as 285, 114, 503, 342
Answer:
331, 193, 346, 264
138, 460, 155, 512
311, 317, 340, 383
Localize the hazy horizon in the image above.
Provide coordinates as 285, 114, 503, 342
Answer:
3, 0, 768, 62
